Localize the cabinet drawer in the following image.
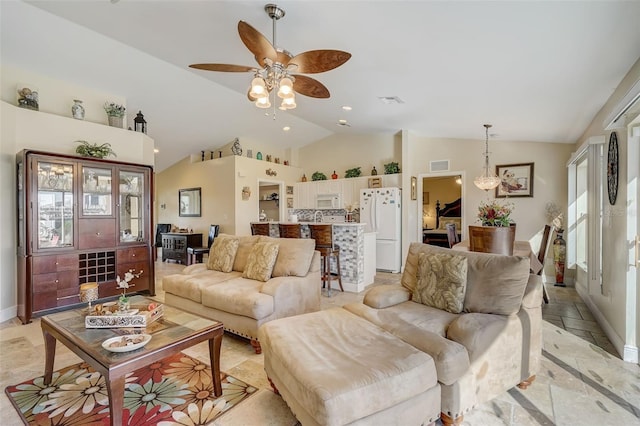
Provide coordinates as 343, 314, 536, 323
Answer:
33, 273, 58, 293
79, 219, 116, 249
32, 292, 57, 312
33, 270, 79, 293
32, 254, 78, 274
118, 246, 148, 263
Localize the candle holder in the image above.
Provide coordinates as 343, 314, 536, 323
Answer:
79, 282, 99, 313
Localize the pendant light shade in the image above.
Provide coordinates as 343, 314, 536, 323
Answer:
474, 124, 502, 191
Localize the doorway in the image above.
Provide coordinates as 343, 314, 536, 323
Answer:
417, 172, 465, 246
258, 179, 284, 222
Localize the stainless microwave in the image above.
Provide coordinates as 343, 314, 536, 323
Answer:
316, 193, 341, 209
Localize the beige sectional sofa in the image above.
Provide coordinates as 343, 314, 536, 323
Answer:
260, 242, 542, 425
163, 234, 321, 353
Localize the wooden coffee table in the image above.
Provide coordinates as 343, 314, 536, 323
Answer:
40, 295, 223, 426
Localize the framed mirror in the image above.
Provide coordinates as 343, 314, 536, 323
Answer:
179, 187, 201, 217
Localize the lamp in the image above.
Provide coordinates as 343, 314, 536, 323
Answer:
474, 124, 502, 191
134, 111, 147, 134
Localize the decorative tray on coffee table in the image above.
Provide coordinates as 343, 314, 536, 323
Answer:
85, 302, 163, 328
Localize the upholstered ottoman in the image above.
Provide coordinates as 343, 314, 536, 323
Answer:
259, 307, 441, 426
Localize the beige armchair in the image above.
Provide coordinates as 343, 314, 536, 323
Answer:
343, 242, 543, 425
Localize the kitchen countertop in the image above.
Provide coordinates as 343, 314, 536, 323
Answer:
251, 221, 366, 227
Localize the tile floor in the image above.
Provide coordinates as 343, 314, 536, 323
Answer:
1, 260, 638, 425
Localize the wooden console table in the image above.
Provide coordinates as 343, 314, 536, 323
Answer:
161, 232, 202, 264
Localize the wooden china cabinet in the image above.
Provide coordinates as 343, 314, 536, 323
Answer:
16, 150, 155, 324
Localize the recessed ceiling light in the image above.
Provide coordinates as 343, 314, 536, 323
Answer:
283, 126, 291, 131
154, 148, 159, 153
378, 96, 404, 104
337, 119, 351, 127
342, 106, 352, 111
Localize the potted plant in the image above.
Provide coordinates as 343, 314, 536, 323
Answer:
383, 162, 400, 174
345, 167, 361, 178
75, 140, 116, 159
311, 171, 327, 181
104, 102, 126, 127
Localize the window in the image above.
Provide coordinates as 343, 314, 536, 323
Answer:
567, 136, 604, 294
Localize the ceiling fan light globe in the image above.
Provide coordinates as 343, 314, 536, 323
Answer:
281, 97, 296, 109
277, 77, 294, 98
250, 77, 267, 98
255, 96, 271, 109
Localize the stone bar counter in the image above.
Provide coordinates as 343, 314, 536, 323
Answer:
250, 221, 376, 293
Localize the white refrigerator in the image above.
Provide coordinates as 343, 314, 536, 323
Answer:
360, 187, 401, 273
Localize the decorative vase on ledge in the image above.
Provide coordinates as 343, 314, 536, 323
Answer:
108, 115, 123, 128
553, 230, 566, 286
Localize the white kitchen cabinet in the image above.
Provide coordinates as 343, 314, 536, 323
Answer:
294, 182, 317, 209
316, 179, 343, 195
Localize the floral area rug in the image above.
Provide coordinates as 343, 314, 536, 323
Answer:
5, 352, 258, 426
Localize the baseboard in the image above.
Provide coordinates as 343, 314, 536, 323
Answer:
623, 345, 639, 364
0, 305, 17, 323
574, 284, 638, 363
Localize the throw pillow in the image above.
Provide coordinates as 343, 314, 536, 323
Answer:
207, 235, 239, 273
413, 251, 468, 314
243, 242, 280, 282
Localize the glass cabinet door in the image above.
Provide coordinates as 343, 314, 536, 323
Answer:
36, 161, 74, 249
119, 170, 145, 243
82, 166, 113, 216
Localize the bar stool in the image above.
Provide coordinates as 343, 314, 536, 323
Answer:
278, 223, 302, 238
186, 224, 219, 265
251, 223, 271, 236
308, 224, 343, 296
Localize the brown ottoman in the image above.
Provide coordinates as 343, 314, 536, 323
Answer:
259, 307, 441, 426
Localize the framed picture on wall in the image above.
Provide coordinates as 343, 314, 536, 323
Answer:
287, 197, 293, 208
368, 177, 382, 188
495, 163, 534, 198
286, 185, 294, 195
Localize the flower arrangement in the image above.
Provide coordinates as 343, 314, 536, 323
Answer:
477, 198, 514, 227
103, 102, 126, 117
116, 269, 143, 305
545, 202, 564, 232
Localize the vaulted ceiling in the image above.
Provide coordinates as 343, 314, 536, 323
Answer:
2, 1, 640, 171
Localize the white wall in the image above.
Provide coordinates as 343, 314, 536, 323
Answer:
573, 58, 640, 361
297, 132, 401, 180
156, 155, 303, 237
298, 129, 574, 275
2, 64, 128, 128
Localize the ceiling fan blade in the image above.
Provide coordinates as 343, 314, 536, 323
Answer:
288, 50, 351, 74
293, 75, 330, 98
189, 63, 256, 72
238, 21, 277, 68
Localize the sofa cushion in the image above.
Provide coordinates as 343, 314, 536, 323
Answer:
231, 235, 262, 272
403, 243, 530, 315
414, 252, 468, 314
363, 284, 412, 309
343, 301, 469, 386
207, 235, 239, 272
261, 236, 316, 277
201, 278, 275, 320
163, 270, 242, 303
243, 241, 280, 282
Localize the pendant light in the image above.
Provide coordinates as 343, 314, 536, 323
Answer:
474, 124, 502, 191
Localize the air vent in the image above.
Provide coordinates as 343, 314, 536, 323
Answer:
430, 160, 450, 172
377, 96, 404, 104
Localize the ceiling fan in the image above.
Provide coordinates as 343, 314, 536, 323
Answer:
189, 3, 351, 110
